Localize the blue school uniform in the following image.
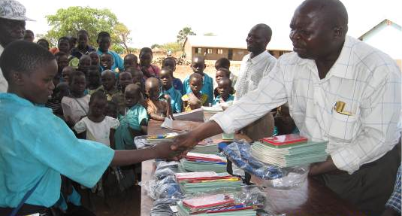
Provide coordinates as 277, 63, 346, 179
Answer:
173, 77, 184, 94
183, 73, 214, 105
114, 104, 148, 150
96, 49, 124, 72
0, 93, 114, 208
161, 86, 182, 113
212, 94, 234, 105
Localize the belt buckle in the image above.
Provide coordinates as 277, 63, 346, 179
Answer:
25, 214, 40, 216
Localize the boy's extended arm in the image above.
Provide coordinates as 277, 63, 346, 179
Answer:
111, 142, 179, 166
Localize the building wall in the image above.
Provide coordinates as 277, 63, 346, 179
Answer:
185, 45, 290, 61
188, 47, 248, 61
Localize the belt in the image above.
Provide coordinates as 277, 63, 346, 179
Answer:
0, 204, 51, 216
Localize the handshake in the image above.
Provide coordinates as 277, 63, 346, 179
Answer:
152, 132, 200, 161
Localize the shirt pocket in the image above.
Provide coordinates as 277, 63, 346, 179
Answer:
328, 111, 359, 142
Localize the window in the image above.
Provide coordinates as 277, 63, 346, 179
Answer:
195, 47, 202, 54
207, 48, 213, 54
217, 49, 223, 54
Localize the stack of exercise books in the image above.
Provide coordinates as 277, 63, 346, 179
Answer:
181, 152, 227, 173
175, 171, 243, 194
250, 134, 328, 168
177, 194, 256, 216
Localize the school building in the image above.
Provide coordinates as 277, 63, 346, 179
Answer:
183, 35, 292, 61
358, 19, 402, 70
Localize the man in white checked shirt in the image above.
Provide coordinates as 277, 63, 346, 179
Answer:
172, 0, 401, 215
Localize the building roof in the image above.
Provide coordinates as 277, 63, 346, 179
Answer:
359, 19, 402, 40
184, 35, 292, 51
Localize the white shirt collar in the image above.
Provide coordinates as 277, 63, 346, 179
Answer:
247, 51, 270, 64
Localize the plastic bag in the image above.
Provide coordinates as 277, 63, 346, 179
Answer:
223, 141, 309, 189
150, 198, 179, 216
134, 133, 178, 149
143, 175, 183, 200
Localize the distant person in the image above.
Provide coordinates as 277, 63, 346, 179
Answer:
145, 77, 172, 121
55, 52, 69, 75
111, 71, 133, 116
182, 73, 208, 112
78, 55, 91, 76
23, 29, 34, 42
89, 51, 100, 67
74, 91, 119, 148
182, 55, 214, 105
96, 31, 124, 72
233, 23, 276, 141
162, 57, 183, 93
213, 68, 232, 98
114, 83, 148, 150
160, 68, 182, 114
87, 65, 102, 95
68, 36, 77, 52
139, 47, 160, 78
100, 70, 118, 101
0, 0, 33, 92
100, 53, 114, 72
71, 30, 96, 59
45, 82, 70, 119
61, 66, 75, 84
37, 38, 50, 50
214, 57, 230, 70
124, 54, 139, 71
213, 77, 234, 106
61, 71, 90, 126
53, 36, 70, 55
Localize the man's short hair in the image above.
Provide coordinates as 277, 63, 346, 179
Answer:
0, 40, 55, 82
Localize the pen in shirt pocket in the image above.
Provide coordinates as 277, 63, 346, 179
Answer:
334, 101, 353, 116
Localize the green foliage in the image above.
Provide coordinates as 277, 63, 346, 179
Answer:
45, 6, 131, 53
161, 42, 182, 52
176, 27, 196, 44
126, 47, 138, 54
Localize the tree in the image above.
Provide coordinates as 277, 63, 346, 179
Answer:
176, 27, 196, 44
151, 44, 161, 49
161, 42, 182, 53
45, 6, 132, 53
114, 22, 131, 53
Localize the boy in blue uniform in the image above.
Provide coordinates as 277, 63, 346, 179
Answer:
0, 41, 179, 216
183, 55, 214, 105
96, 31, 124, 72
160, 67, 182, 113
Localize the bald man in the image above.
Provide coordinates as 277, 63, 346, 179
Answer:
172, 1, 401, 215
234, 23, 276, 141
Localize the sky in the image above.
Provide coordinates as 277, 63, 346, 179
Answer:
18, 0, 402, 48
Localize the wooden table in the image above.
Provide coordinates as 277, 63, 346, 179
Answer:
141, 120, 366, 216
